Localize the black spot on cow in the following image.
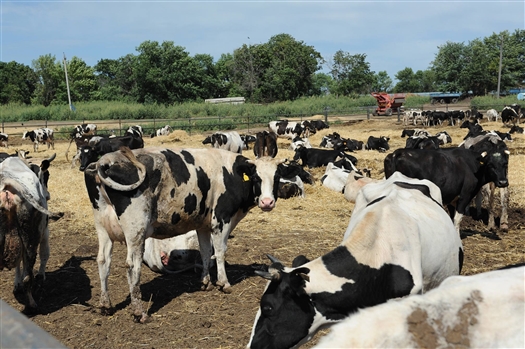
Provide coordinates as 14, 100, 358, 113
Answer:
170, 188, 175, 198
313, 246, 415, 321
196, 168, 211, 215
184, 194, 197, 215
181, 150, 195, 165
366, 195, 386, 207
162, 150, 191, 186
171, 212, 181, 225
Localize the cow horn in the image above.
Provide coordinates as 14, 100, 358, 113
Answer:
266, 254, 282, 264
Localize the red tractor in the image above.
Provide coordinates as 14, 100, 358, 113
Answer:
371, 92, 406, 116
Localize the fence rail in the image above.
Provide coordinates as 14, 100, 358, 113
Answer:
1, 103, 518, 138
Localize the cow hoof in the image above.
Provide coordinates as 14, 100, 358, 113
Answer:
100, 306, 114, 316
500, 223, 509, 232
133, 313, 150, 323
22, 305, 39, 316
201, 282, 214, 291
217, 283, 232, 294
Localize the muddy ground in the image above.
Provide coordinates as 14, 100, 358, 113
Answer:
1, 116, 524, 349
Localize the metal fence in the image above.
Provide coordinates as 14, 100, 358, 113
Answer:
1, 103, 519, 138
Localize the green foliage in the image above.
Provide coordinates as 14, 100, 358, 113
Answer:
0, 61, 37, 105
403, 95, 430, 108
329, 51, 375, 95
470, 95, 521, 110
371, 71, 393, 93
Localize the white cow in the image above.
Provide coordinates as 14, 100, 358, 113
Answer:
486, 108, 499, 122
314, 265, 525, 349
202, 131, 247, 154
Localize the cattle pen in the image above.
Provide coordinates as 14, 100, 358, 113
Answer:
0, 116, 524, 349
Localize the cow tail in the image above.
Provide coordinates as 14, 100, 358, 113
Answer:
96, 147, 146, 191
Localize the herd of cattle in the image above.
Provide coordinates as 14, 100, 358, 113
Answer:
0, 106, 524, 348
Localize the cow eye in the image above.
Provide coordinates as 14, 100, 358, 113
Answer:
262, 304, 273, 315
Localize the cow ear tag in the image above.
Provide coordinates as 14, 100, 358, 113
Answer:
243, 173, 250, 181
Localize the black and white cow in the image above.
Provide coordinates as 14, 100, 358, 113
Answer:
0, 133, 8, 148
278, 176, 305, 199
319, 132, 346, 151
150, 125, 172, 138
289, 136, 312, 151
0, 157, 55, 313
314, 265, 524, 349
84, 147, 298, 322
70, 123, 97, 139
248, 172, 463, 349
509, 125, 524, 134
365, 136, 389, 152
143, 231, 203, 274
22, 128, 55, 152
400, 129, 431, 138
268, 120, 317, 139
78, 135, 144, 171
384, 140, 510, 234
125, 125, 144, 138
202, 131, 247, 154
501, 105, 521, 126
293, 147, 357, 169
253, 131, 278, 158
309, 120, 329, 131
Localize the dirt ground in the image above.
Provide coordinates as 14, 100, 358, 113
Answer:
1, 115, 524, 349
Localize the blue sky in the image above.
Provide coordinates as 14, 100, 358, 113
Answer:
1, 1, 524, 81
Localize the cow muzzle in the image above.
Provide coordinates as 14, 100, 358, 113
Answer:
496, 179, 509, 188
259, 198, 275, 211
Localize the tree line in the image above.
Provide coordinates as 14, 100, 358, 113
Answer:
1, 30, 523, 107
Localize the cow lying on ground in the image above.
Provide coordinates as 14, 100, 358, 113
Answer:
268, 120, 317, 139
293, 146, 358, 169
0, 157, 56, 313
84, 147, 298, 322
143, 231, 203, 274
0, 133, 8, 148
314, 265, 524, 349
384, 140, 510, 234
365, 135, 389, 152
150, 125, 172, 138
202, 131, 247, 154
22, 128, 55, 152
248, 172, 463, 349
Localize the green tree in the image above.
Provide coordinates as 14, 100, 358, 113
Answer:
393, 67, 419, 92
94, 55, 137, 101
431, 41, 467, 93
371, 71, 393, 93
231, 34, 322, 102
57, 56, 98, 103
329, 51, 374, 95
32, 54, 62, 106
0, 61, 37, 105
309, 72, 334, 96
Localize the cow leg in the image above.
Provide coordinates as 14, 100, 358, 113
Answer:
453, 212, 464, 236
37, 227, 50, 279
20, 241, 38, 313
196, 229, 214, 291
211, 227, 232, 293
125, 238, 148, 323
96, 230, 114, 315
486, 183, 497, 231
499, 187, 509, 232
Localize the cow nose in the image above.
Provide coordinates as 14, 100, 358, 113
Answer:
259, 198, 275, 211
497, 179, 509, 187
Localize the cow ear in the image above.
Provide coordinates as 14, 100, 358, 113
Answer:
290, 267, 311, 294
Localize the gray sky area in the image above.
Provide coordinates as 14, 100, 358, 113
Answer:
1, 1, 524, 80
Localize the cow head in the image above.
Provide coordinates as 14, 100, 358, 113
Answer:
79, 145, 98, 171
474, 141, 510, 188
248, 254, 314, 349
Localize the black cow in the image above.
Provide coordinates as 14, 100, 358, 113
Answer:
344, 138, 364, 151
253, 131, 278, 158
293, 147, 357, 169
78, 135, 144, 171
309, 120, 330, 131
509, 125, 524, 134
405, 136, 441, 150
384, 141, 510, 234
365, 136, 389, 152
460, 120, 485, 140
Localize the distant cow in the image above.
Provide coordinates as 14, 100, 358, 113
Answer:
150, 125, 172, 138
293, 147, 357, 169
309, 120, 329, 131
78, 135, 144, 171
400, 129, 430, 138
253, 131, 278, 158
509, 125, 524, 134
365, 135, 389, 152
248, 172, 463, 349
70, 123, 97, 139
0, 157, 55, 313
268, 120, 316, 139
84, 147, 298, 322
0, 133, 8, 148
125, 125, 144, 138
22, 128, 55, 152
501, 105, 521, 125
202, 131, 247, 154
314, 265, 524, 349
486, 109, 499, 122
289, 136, 312, 151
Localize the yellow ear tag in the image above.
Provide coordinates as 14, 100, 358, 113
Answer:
243, 173, 250, 181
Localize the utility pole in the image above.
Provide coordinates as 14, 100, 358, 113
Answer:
63, 53, 73, 111
496, 35, 503, 99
